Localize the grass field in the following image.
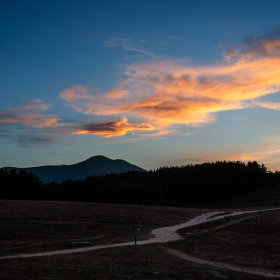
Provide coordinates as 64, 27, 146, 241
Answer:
1, 200, 280, 279
172, 210, 280, 270
0, 200, 205, 256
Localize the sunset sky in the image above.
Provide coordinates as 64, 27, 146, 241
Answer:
1, 0, 280, 171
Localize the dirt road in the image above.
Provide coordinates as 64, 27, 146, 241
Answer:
166, 248, 280, 278
1, 207, 279, 259
1, 207, 280, 278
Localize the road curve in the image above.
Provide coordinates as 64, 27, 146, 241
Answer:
166, 248, 280, 278
1, 207, 279, 260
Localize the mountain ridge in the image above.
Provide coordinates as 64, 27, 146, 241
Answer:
3, 155, 146, 183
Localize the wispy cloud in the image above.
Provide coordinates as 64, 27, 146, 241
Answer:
93, 135, 165, 145
159, 36, 187, 45
64, 141, 81, 146
166, 36, 187, 41
5, 28, 280, 146
104, 38, 157, 57
73, 118, 154, 137
0, 101, 60, 128
93, 139, 120, 145
253, 101, 280, 110
7, 100, 53, 111
17, 134, 55, 148
0, 113, 60, 128
59, 85, 96, 102
0, 101, 61, 147
59, 85, 129, 115
61, 29, 280, 137
223, 27, 280, 60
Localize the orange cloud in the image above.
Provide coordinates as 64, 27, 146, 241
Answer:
60, 33, 280, 137
0, 113, 60, 128
59, 85, 129, 115
59, 85, 96, 102
253, 101, 280, 110
224, 28, 280, 59
0, 101, 60, 128
73, 118, 154, 137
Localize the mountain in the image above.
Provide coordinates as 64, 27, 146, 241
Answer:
3, 155, 146, 183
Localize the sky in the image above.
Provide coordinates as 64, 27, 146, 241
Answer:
1, 0, 280, 171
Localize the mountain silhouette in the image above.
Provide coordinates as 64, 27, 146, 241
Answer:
4, 155, 146, 183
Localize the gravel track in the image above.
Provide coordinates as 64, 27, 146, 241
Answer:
1, 206, 280, 279
165, 248, 280, 278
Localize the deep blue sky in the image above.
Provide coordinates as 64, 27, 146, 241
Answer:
1, 0, 280, 170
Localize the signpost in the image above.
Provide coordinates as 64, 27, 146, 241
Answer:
128, 219, 140, 245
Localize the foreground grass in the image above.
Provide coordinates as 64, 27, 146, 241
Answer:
170, 209, 280, 271
1, 200, 280, 279
1, 243, 269, 280
0, 200, 204, 256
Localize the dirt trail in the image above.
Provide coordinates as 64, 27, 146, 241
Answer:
1, 207, 279, 260
165, 248, 280, 278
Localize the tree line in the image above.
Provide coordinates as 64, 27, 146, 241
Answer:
1, 161, 280, 206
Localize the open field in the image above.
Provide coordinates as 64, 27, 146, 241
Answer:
171, 209, 280, 270
0, 200, 205, 256
1, 200, 280, 279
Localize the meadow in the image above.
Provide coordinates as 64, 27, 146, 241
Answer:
1, 200, 280, 279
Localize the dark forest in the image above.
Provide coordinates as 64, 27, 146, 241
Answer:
1, 161, 280, 207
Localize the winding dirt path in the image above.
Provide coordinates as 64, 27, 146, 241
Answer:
165, 248, 280, 278
1, 207, 279, 263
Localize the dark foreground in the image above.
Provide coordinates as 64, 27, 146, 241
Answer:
1, 200, 280, 279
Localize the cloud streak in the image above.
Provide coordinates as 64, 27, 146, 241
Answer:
5, 29, 280, 144
18, 135, 55, 148
253, 101, 280, 110
0, 101, 62, 147
6, 100, 53, 112
104, 38, 157, 57
0, 113, 60, 128
0, 101, 60, 128
73, 118, 154, 137
60, 30, 280, 137
224, 27, 280, 60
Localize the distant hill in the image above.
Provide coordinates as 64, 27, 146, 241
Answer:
3, 155, 146, 183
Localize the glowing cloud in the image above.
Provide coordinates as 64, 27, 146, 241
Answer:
59, 31, 280, 137
59, 85, 96, 102
253, 101, 280, 110
73, 118, 154, 137
0, 113, 60, 128
224, 29, 280, 59
0, 101, 60, 128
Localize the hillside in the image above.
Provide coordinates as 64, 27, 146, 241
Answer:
3, 155, 146, 183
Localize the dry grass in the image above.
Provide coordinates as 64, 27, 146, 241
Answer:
1, 243, 267, 280
171, 209, 280, 271
1, 200, 280, 279
0, 200, 204, 256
